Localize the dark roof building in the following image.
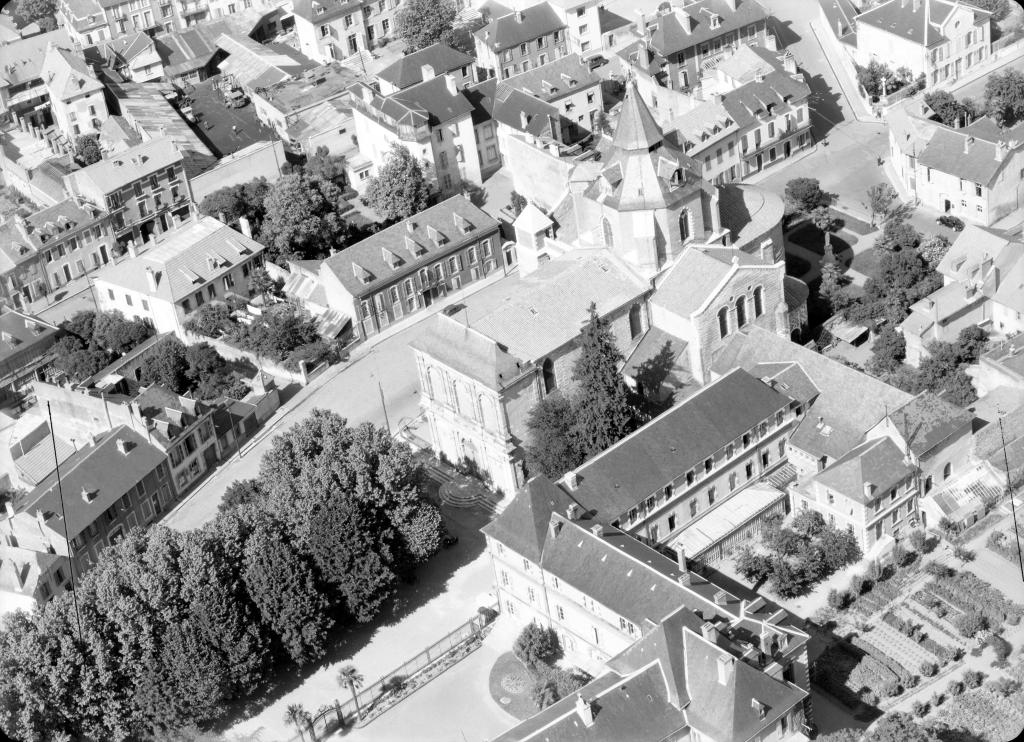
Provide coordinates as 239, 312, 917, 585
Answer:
475, 2, 566, 53
648, 0, 769, 58
377, 43, 475, 91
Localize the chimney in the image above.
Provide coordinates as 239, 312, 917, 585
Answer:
81, 487, 96, 503
145, 266, 157, 292
716, 655, 734, 684
701, 621, 719, 643
420, 63, 435, 81
575, 694, 595, 727
674, 543, 688, 573
566, 502, 581, 520
116, 438, 130, 455
760, 626, 776, 653
754, 68, 765, 83
725, 0, 738, 10
863, 481, 873, 499
996, 141, 1008, 161
4, 500, 14, 519
783, 53, 797, 75
549, 516, 563, 538
566, 471, 580, 490
964, 136, 973, 154
520, 110, 531, 130
515, 9, 524, 22
238, 216, 252, 237
126, 239, 138, 258
406, 220, 415, 233
713, 589, 729, 605
590, 523, 603, 536
360, 85, 374, 105
444, 74, 458, 96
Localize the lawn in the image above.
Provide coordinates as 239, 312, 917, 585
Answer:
488, 652, 537, 721
788, 225, 857, 270
832, 208, 874, 236
850, 247, 884, 282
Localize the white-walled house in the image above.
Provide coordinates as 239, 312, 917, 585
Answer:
40, 43, 109, 140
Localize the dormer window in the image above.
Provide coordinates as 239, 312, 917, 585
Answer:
710, 13, 721, 29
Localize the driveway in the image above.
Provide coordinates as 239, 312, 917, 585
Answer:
228, 503, 501, 741
161, 321, 426, 531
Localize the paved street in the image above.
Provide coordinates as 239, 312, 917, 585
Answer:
161, 322, 426, 531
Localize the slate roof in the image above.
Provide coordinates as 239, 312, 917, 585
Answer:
216, 35, 316, 89
812, 436, 914, 503
612, 81, 663, 151
321, 196, 498, 298
654, 244, 775, 318
818, 0, 859, 40
719, 66, 809, 131
24, 426, 166, 542
41, 43, 104, 100
448, 250, 648, 363
90, 216, 265, 303
104, 32, 154, 64
649, 0, 768, 58
67, 136, 183, 194
855, 0, 988, 47
0, 28, 69, 86
475, 2, 567, 52
384, 74, 476, 127
410, 315, 524, 391
718, 183, 785, 250
887, 392, 973, 457
936, 223, 1012, 281
377, 43, 475, 90
480, 476, 578, 563
499, 53, 600, 103
713, 327, 912, 461
471, 76, 569, 137
917, 125, 1022, 187
567, 369, 792, 519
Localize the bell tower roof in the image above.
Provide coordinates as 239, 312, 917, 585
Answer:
611, 82, 664, 152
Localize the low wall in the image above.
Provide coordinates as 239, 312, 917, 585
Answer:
188, 140, 288, 203
180, 329, 309, 386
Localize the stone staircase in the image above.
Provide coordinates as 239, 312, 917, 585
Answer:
429, 464, 505, 516
341, 49, 374, 74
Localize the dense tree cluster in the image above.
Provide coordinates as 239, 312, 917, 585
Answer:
985, 68, 1024, 127
198, 177, 271, 235
735, 511, 861, 598
13, 0, 57, 30
526, 304, 643, 479
74, 134, 102, 165
364, 143, 432, 223
51, 310, 153, 382
138, 336, 248, 400
395, 0, 463, 51
856, 61, 917, 99
871, 326, 989, 406
923, 90, 980, 128
0, 411, 443, 741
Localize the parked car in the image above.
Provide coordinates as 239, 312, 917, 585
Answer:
587, 54, 608, 70
937, 214, 965, 231
180, 105, 196, 123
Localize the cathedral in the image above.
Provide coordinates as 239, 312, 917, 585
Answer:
411, 83, 807, 495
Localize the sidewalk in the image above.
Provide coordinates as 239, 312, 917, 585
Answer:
808, 21, 876, 123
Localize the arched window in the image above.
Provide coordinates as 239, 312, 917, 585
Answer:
679, 208, 690, 243
753, 286, 764, 317
542, 357, 556, 394
943, 462, 952, 480
602, 217, 614, 247
735, 296, 747, 328
717, 306, 729, 339
629, 303, 643, 339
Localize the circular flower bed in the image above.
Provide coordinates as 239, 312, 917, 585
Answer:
488, 652, 538, 720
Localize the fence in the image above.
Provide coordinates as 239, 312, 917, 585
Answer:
295, 604, 500, 741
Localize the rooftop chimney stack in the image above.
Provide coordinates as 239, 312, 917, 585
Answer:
145, 266, 157, 292
863, 481, 873, 499
675, 543, 688, 573
126, 239, 138, 259
716, 655, 734, 685
4, 500, 14, 519
238, 216, 252, 238
566, 471, 580, 490
566, 502, 581, 519
701, 621, 719, 643
420, 63, 435, 81
515, 9, 524, 22
116, 438, 130, 455
575, 694, 595, 727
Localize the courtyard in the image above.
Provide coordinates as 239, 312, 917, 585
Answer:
179, 76, 277, 158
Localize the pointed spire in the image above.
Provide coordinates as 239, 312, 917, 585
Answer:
611, 81, 664, 152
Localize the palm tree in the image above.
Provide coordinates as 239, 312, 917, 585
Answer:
337, 664, 365, 723
284, 703, 310, 741
810, 206, 838, 252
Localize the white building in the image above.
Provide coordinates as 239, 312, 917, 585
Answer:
40, 42, 109, 140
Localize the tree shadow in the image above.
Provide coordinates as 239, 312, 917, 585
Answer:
806, 73, 846, 138
635, 341, 679, 395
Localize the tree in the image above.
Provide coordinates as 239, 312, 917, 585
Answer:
139, 337, 190, 393
364, 143, 431, 222
955, 325, 989, 363
337, 664, 364, 722
219, 479, 264, 513
953, 611, 988, 637
241, 515, 333, 665
917, 233, 951, 266
791, 510, 826, 538
571, 303, 634, 459
875, 216, 921, 252
785, 177, 831, 215
184, 302, 233, 338
509, 191, 528, 216
810, 206, 839, 250
241, 305, 320, 361
866, 183, 899, 225
395, 0, 458, 51
735, 546, 773, 582
818, 259, 844, 311
259, 173, 352, 261
284, 704, 311, 742
871, 326, 907, 373
199, 177, 270, 235
74, 134, 101, 165
514, 622, 561, 668
14, 0, 55, 26
247, 266, 278, 303
50, 337, 110, 382
817, 731, 862, 742
969, 0, 1010, 21
985, 68, 1024, 127
866, 712, 938, 742
91, 310, 152, 355
526, 394, 584, 479
302, 146, 347, 189
594, 110, 612, 135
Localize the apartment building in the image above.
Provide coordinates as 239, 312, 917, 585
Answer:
377, 42, 476, 94
56, 0, 181, 46
351, 73, 481, 196
319, 196, 501, 340
91, 215, 266, 336
28, 198, 113, 291
63, 137, 193, 251
483, 479, 813, 741
19, 425, 174, 581
0, 509, 70, 617
40, 42, 109, 140
0, 29, 69, 128
475, 2, 569, 80
249, 63, 364, 141
559, 369, 797, 563
499, 53, 603, 135
852, 0, 992, 87
888, 103, 1024, 228
292, 0, 403, 64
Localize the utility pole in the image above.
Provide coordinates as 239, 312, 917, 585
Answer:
47, 403, 83, 641
997, 413, 1024, 582
378, 378, 391, 436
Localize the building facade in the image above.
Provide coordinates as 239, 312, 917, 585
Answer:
475, 3, 570, 80
292, 0, 403, 64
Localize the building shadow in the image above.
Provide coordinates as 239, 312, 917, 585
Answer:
806, 73, 847, 138
772, 18, 803, 47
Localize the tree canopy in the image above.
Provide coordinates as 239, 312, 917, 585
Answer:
74, 134, 101, 165
51, 310, 153, 383
865, 183, 898, 225
784, 177, 832, 215
985, 69, 1024, 127
198, 177, 270, 235
14, 0, 55, 26
364, 143, 432, 222
923, 90, 979, 128
395, 0, 459, 51
259, 173, 353, 262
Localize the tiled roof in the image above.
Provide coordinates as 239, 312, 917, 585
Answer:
104, 31, 154, 63
0, 28, 69, 86
321, 196, 498, 298
713, 327, 912, 461
818, 0, 859, 40
384, 74, 475, 127
886, 392, 973, 457
855, 0, 983, 47
649, 0, 768, 57
718, 183, 785, 250
480, 476, 578, 562
90, 216, 265, 303
23, 426, 167, 542
41, 43, 104, 100
475, 2, 566, 52
936, 223, 1012, 280
812, 436, 914, 503
917, 125, 1021, 187
0, 310, 60, 365
377, 43, 475, 90
613, 81, 663, 151
410, 315, 524, 390
655, 243, 775, 318
448, 250, 648, 363
567, 369, 792, 519
67, 136, 183, 194
216, 35, 316, 89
